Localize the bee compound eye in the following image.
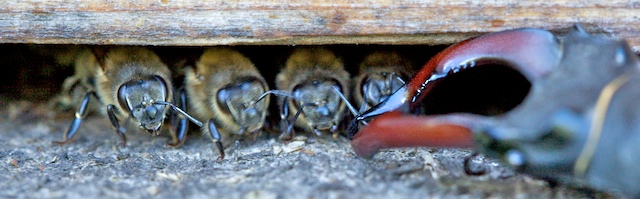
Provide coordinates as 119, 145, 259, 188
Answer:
117, 84, 132, 111
151, 75, 169, 102
363, 79, 383, 105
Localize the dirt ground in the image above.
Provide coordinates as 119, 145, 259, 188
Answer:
0, 99, 602, 199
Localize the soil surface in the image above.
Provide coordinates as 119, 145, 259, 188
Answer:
0, 100, 598, 199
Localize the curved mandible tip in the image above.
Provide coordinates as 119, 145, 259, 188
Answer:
351, 111, 477, 158
436, 28, 561, 80
408, 28, 562, 105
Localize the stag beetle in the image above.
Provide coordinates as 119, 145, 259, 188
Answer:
348, 25, 640, 197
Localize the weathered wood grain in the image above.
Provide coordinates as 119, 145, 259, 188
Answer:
1, 0, 639, 49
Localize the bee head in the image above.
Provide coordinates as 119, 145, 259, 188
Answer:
292, 78, 344, 132
117, 75, 169, 134
217, 77, 269, 134
360, 71, 405, 109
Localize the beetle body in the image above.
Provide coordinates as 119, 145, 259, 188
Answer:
349, 25, 640, 197
475, 27, 640, 197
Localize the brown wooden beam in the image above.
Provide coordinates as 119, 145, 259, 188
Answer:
1, 0, 639, 49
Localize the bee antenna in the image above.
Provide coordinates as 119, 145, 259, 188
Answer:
155, 101, 204, 127
331, 86, 368, 126
391, 72, 405, 84
286, 101, 317, 134
251, 90, 308, 108
331, 86, 359, 117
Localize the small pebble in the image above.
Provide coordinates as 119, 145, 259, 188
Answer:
282, 141, 305, 153
146, 186, 159, 195
156, 172, 181, 182
273, 146, 283, 155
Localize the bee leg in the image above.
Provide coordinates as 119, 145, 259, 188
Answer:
232, 128, 246, 161
278, 97, 294, 141
330, 124, 339, 138
234, 140, 240, 162
207, 119, 225, 160
278, 122, 295, 141
107, 104, 128, 147
167, 89, 189, 147
51, 76, 82, 111
52, 91, 95, 145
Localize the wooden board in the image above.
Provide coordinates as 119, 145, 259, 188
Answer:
1, 0, 639, 49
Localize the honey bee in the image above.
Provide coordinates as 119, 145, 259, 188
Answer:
353, 51, 412, 112
275, 47, 351, 139
53, 47, 201, 151
184, 48, 270, 159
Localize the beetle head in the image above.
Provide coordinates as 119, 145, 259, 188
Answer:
476, 109, 589, 181
474, 24, 640, 187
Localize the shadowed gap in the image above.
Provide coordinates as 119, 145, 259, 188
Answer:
420, 64, 531, 116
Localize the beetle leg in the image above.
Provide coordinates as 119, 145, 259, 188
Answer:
167, 88, 189, 147
52, 91, 96, 145
207, 119, 225, 160
351, 111, 480, 158
106, 104, 128, 147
